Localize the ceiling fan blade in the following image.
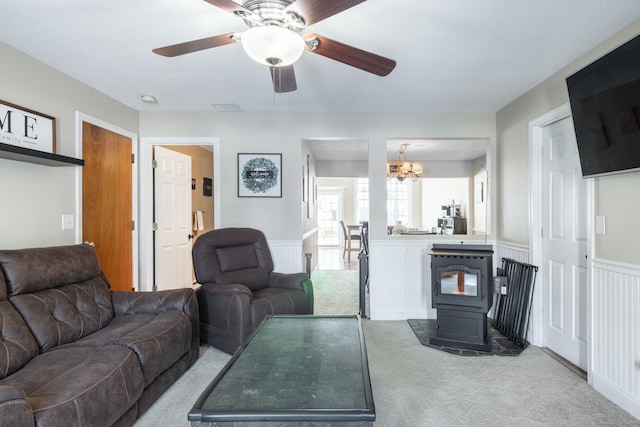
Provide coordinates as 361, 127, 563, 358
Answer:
285, 0, 366, 26
202, 0, 252, 15
270, 65, 297, 93
153, 33, 239, 57
304, 33, 396, 76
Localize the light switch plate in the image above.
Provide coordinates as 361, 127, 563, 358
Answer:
62, 214, 75, 230
595, 215, 606, 234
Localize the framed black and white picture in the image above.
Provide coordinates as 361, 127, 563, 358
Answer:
0, 99, 56, 153
238, 153, 282, 198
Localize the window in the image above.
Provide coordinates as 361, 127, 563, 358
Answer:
387, 179, 411, 225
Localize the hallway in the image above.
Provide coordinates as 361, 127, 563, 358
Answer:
312, 247, 366, 316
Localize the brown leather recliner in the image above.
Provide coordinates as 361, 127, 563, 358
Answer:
193, 228, 314, 354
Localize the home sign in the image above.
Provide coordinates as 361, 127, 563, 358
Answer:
0, 99, 56, 153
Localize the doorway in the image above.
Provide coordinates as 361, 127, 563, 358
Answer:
139, 137, 220, 292
314, 177, 366, 316
304, 138, 369, 316
78, 114, 138, 292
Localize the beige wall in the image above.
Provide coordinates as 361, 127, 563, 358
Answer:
595, 173, 640, 261
496, 20, 640, 264
139, 112, 497, 241
301, 142, 319, 272
0, 42, 138, 249
316, 177, 357, 225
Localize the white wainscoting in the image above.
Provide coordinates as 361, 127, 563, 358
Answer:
369, 239, 433, 320
495, 241, 530, 265
367, 238, 524, 321
266, 238, 528, 321
267, 240, 304, 274
590, 258, 640, 420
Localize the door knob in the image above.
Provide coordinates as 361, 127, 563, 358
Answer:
84, 241, 95, 247
188, 234, 195, 240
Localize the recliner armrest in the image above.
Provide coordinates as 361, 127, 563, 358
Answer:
197, 283, 253, 297
269, 273, 314, 313
111, 288, 196, 316
268, 272, 309, 290
0, 385, 34, 427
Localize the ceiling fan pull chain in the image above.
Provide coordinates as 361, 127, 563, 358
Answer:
272, 66, 277, 104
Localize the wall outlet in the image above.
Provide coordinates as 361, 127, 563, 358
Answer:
61, 214, 75, 230
595, 215, 606, 235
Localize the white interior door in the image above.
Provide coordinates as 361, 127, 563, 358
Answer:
541, 117, 588, 369
154, 146, 192, 290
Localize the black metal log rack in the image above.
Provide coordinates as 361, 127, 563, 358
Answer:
492, 258, 538, 347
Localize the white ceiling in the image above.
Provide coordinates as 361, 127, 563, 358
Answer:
2, 1, 639, 115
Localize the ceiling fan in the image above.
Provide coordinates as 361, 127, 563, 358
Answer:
152, 0, 396, 93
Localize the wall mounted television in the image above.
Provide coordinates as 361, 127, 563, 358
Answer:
566, 33, 640, 178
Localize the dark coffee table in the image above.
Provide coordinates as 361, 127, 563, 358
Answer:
188, 315, 375, 426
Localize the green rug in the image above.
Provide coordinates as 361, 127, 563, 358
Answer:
311, 269, 361, 316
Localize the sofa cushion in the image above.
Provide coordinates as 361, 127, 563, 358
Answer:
111, 311, 192, 386
0, 344, 144, 427
61, 311, 192, 387
0, 301, 39, 380
10, 278, 114, 352
0, 268, 7, 301
0, 385, 34, 427
0, 245, 101, 296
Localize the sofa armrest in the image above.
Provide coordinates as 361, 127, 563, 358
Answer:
111, 288, 196, 316
0, 385, 34, 427
196, 283, 254, 353
111, 288, 200, 366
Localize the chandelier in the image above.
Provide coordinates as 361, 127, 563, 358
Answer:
387, 144, 423, 182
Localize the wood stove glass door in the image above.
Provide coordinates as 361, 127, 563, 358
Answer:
440, 269, 478, 296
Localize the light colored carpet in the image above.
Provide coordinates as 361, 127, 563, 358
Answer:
312, 269, 360, 315
135, 321, 640, 427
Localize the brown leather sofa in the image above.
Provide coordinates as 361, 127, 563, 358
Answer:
193, 228, 313, 354
0, 244, 199, 427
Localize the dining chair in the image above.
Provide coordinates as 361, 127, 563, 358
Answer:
340, 220, 361, 259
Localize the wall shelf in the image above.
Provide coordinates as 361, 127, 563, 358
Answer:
0, 142, 84, 166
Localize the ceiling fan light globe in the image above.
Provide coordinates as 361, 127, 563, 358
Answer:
241, 26, 304, 67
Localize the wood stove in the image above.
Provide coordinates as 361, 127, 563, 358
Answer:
429, 244, 493, 351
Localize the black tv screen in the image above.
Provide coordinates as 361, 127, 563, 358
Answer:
566, 33, 640, 178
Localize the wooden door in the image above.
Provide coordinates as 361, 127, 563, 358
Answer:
154, 146, 193, 290
82, 121, 133, 291
541, 117, 588, 369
